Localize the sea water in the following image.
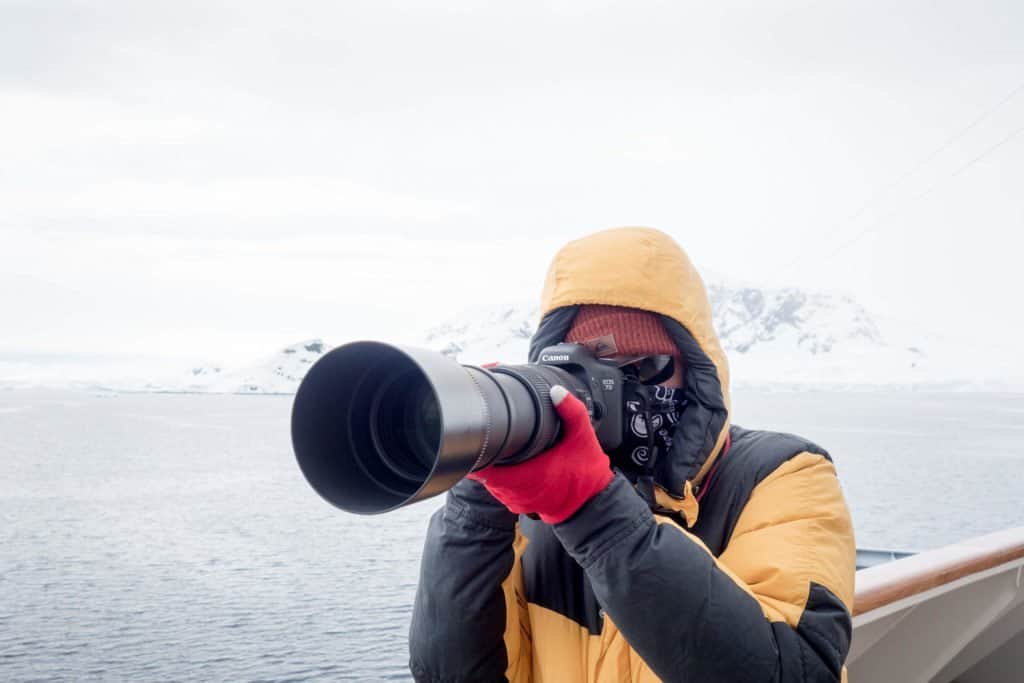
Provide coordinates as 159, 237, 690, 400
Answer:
2, 389, 1022, 681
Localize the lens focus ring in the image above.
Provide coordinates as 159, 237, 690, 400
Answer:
521, 370, 559, 454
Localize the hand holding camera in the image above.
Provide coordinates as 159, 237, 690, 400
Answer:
468, 385, 614, 524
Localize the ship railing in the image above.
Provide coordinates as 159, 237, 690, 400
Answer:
849, 526, 1024, 682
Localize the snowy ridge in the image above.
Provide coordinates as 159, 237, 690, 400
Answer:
160, 340, 330, 394
34, 281, 1020, 394
708, 284, 925, 387
422, 303, 539, 365
415, 283, 1022, 390
421, 285, 903, 374
710, 285, 884, 355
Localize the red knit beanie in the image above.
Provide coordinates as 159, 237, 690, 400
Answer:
565, 305, 679, 358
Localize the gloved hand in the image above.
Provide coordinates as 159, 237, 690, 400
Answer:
468, 385, 614, 524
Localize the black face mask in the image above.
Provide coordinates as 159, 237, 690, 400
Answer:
609, 381, 685, 505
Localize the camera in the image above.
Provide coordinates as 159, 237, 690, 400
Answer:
291, 341, 672, 515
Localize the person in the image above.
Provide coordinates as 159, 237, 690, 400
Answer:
409, 227, 856, 682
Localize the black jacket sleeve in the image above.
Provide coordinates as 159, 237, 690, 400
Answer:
552, 473, 853, 683
409, 478, 521, 683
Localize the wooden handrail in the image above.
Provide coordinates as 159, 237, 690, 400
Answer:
853, 526, 1024, 617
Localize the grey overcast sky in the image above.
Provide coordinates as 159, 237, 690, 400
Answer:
2, 0, 1022, 363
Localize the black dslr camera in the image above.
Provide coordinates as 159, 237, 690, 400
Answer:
291, 341, 673, 514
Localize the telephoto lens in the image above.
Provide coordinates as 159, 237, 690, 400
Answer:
290, 341, 593, 514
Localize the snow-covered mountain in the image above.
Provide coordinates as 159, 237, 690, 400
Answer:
167, 339, 330, 394
423, 304, 540, 365
707, 284, 927, 387
419, 289, 898, 369
82, 281, 1021, 394
418, 285, 1020, 390
710, 285, 884, 356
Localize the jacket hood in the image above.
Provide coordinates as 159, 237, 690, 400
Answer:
528, 227, 730, 524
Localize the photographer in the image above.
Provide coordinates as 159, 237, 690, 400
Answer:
409, 227, 856, 682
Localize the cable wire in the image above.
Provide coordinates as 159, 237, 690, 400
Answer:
781, 77, 1024, 269
816, 122, 1024, 264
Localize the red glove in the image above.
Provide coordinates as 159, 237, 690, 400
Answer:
468, 385, 614, 524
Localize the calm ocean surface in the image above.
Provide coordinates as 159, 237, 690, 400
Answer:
2, 388, 1023, 681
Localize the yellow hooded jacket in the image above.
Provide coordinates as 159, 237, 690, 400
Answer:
410, 228, 856, 682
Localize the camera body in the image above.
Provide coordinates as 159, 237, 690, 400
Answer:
292, 339, 636, 514
530, 343, 625, 452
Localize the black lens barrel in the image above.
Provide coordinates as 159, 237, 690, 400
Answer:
488, 364, 574, 465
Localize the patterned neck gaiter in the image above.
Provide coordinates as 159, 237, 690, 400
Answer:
609, 383, 685, 505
